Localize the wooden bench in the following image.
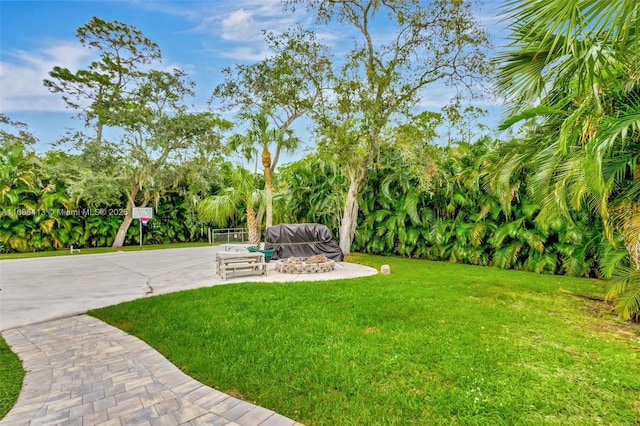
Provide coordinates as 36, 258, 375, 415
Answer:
216, 252, 267, 280
220, 261, 268, 280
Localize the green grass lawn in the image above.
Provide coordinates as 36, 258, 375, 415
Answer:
85, 255, 637, 425
0, 336, 24, 420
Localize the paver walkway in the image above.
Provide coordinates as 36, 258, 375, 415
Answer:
1, 315, 302, 426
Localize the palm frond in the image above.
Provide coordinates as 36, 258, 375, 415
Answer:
598, 239, 630, 279
197, 194, 237, 226
616, 283, 640, 321
499, 105, 563, 131
606, 266, 640, 320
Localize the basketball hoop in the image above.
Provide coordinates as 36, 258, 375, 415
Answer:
140, 217, 150, 226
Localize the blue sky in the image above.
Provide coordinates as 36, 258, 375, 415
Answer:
0, 0, 508, 163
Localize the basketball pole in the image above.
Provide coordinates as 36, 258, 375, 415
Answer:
133, 208, 153, 249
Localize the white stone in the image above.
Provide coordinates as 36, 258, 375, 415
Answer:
380, 264, 391, 275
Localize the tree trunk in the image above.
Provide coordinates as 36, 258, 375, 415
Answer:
96, 122, 103, 147
338, 167, 366, 256
262, 145, 273, 228
265, 185, 273, 229
246, 205, 261, 247
112, 187, 138, 248
112, 205, 134, 249
624, 203, 640, 270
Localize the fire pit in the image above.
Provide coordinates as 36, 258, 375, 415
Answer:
274, 255, 336, 274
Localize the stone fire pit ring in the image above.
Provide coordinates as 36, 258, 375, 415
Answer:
274, 255, 336, 274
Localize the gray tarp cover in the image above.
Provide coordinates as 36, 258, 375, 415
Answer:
264, 223, 344, 261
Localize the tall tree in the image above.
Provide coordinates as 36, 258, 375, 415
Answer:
110, 69, 229, 248
228, 114, 298, 228
494, 0, 640, 319
293, 0, 491, 255
213, 28, 332, 229
44, 17, 161, 147
44, 18, 228, 249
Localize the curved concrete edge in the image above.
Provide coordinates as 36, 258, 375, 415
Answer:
149, 261, 379, 295
1, 315, 303, 426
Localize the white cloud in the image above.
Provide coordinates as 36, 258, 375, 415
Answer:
0, 41, 200, 114
0, 42, 90, 113
242, 0, 284, 15
214, 3, 308, 59
220, 9, 262, 42
152, 0, 308, 62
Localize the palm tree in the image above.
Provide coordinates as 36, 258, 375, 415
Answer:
495, 0, 640, 319
228, 114, 298, 229
197, 166, 264, 246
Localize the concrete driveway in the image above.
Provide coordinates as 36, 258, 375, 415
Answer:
0, 246, 377, 331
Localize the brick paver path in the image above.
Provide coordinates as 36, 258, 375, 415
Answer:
1, 315, 302, 426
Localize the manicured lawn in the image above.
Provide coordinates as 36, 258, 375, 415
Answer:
0, 242, 211, 260
90, 255, 640, 425
0, 336, 24, 420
